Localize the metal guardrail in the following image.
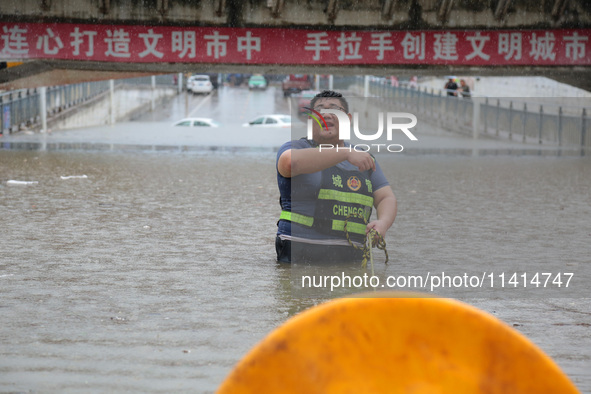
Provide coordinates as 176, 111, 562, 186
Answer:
360, 78, 590, 148
0, 74, 177, 135
480, 98, 589, 147
121, 74, 176, 86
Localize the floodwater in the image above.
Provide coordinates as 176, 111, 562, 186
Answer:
1, 88, 590, 393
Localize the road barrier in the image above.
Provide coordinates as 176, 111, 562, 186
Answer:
354, 77, 590, 149
0, 74, 176, 135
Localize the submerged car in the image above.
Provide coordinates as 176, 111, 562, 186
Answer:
173, 118, 220, 127
187, 75, 214, 94
248, 75, 268, 90
242, 114, 291, 128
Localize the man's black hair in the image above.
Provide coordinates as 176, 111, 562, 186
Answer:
310, 90, 349, 113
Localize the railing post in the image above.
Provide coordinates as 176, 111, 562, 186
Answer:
495, 99, 500, 137
558, 106, 563, 146
151, 75, 156, 111
1, 94, 8, 135
60, 87, 65, 112
522, 103, 527, 143
417, 86, 422, 113
455, 94, 460, 126
39, 86, 47, 133
538, 105, 543, 144
472, 98, 480, 139
581, 108, 586, 148
0, 95, 4, 135
440, 89, 445, 122
483, 97, 488, 134
431, 88, 434, 120
109, 80, 115, 125
508, 101, 513, 140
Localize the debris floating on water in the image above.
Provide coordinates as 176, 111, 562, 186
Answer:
60, 175, 88, 180
7, 180, 38, 185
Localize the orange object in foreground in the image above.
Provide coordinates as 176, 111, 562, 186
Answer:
218, 292, 579, 394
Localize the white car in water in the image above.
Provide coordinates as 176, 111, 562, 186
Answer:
242, 114, 292, 128
187, 75, 214, 94
172, 118, 220, 127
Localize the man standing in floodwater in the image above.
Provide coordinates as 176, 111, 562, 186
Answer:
275, 90, 397, 263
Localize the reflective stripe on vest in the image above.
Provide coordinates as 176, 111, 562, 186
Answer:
317, 189, 374, 208
280, 211, 367, 235
280, 210, 314, 227
332, 219, 367, 235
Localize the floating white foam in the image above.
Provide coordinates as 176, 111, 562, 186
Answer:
7, 180, 38, 185
60, 175, 88, 180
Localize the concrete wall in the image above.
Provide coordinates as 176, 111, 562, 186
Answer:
1, 0, 588, 28
46, 86, 176, 132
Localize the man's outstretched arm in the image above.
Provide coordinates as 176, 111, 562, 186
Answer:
277, 148, 375, 178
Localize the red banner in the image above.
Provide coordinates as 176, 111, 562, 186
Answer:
1, 23, 589, 66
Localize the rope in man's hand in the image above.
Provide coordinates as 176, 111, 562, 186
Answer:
343, 212, 389, 273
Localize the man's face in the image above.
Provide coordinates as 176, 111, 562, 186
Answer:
310, 97, 350, 145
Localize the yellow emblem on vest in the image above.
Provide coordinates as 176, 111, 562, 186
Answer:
347, 176, 361, 191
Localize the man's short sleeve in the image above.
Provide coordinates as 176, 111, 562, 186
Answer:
370, 160, 389, 192
276, 139, 311, 168
276, 141, 292, 167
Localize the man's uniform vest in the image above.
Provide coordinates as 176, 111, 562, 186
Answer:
280, 140, 374, 244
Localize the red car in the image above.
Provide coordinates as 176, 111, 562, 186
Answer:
295, 90, 321, 116
282, 74, 313, 97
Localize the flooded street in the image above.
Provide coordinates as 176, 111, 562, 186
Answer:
1, 86, 590, 393
1, 150, 286, 392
